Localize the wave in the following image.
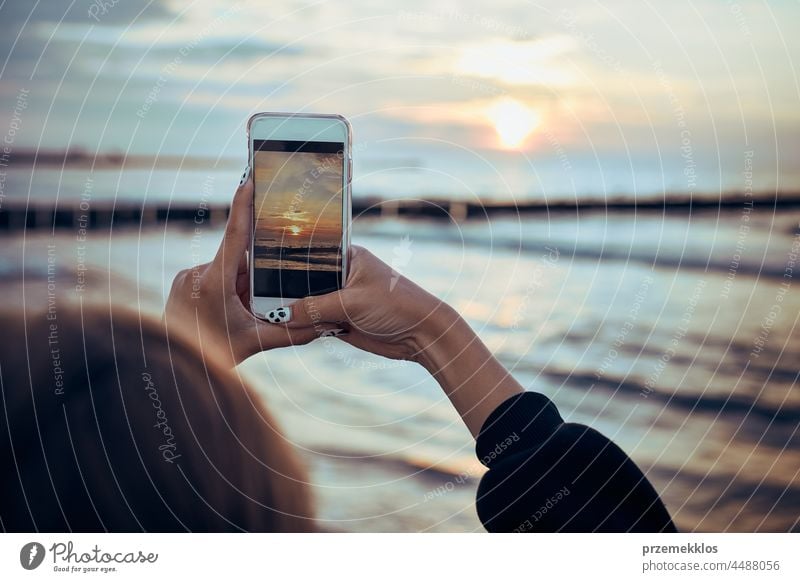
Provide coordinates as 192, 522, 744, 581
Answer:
355, 215, 798, 279
537, 368, 800, 423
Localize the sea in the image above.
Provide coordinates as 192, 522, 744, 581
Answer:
1, 166, 798, 532
253, 239, 341, 271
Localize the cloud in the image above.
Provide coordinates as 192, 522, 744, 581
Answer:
0, 0, 798, 196
1, 0, 172, 28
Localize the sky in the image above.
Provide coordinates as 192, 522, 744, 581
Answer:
254, 150, 342, 248
1, 0, 798, 200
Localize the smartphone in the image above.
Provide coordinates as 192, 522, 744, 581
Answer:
247, 112, 352, 318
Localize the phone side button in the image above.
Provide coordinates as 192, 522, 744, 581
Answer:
347, 157, 352, 183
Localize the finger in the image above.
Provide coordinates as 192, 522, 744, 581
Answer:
213, 166, 253, 281
349, 244, 365, 262
343, 244, 365, 283
263, 291, 349, 327
235, 250, 249, 303
251, 322, 347, 350
330, 329, 374, 353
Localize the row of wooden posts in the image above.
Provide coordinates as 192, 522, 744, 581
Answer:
1, 196, 795, 231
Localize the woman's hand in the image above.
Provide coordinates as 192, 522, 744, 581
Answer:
275, 245, 461, 363
164, 169, 340, 366
270, 246, 524, 437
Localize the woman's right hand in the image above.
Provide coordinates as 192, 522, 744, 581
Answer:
273, 245, 460, 363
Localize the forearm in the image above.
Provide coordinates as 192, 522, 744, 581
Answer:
414, 306, 523, 437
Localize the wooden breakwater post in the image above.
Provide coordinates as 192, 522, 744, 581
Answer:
0, 202, 231, 232
2, 194, 799, 232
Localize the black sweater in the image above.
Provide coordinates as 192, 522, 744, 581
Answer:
474, 392, 677, 532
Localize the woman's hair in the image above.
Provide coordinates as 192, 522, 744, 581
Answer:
0, 302, 313, 532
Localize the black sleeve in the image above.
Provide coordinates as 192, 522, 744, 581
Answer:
474, 392, 677, 532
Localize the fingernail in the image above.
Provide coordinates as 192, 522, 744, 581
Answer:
266, 306, 291, 324
319, 328, 347, 338
239, 165, 251, 186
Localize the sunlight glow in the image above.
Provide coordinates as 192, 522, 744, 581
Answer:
486, 98, 540, 149
288, 225, 302, 236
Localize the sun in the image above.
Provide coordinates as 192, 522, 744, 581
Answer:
486, 98, 540, 149
287, 225, 302, 236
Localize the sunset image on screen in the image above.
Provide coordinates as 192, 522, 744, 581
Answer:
253, 148, 343, 273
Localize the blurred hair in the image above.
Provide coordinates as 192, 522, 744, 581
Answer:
0, 303, 313, 532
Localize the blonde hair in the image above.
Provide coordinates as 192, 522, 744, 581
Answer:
0, 303, 313, 532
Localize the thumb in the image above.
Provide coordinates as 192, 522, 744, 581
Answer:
213, 166, 253, 281
264, 291, 349, 327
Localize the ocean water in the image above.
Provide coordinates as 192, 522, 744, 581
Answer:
254, 240, 341, 271
2, 202, 798, 532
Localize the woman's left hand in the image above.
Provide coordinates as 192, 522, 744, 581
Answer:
164, 169, 339, 366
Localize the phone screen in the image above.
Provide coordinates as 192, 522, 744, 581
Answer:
252, 139, 344, 299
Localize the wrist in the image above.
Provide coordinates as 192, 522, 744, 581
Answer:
411, 301, 472, 374
411, 301, 524, 437
164, 311, 239, 370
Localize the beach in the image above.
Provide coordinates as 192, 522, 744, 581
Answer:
3, 188, 798, 532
